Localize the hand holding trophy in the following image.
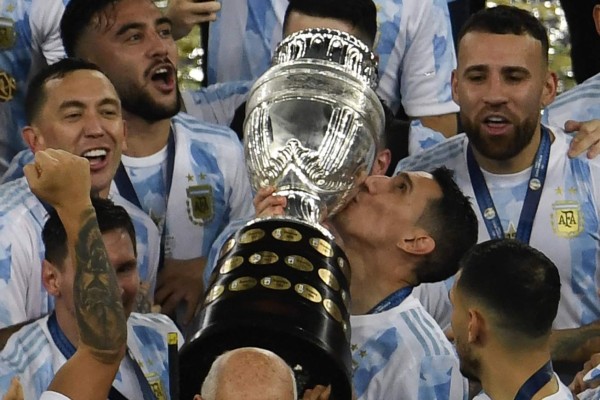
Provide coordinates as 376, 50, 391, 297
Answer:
180, 28, 384, 400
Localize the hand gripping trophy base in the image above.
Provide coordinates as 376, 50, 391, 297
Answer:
179, 218, 352, 400
180, 28, 382, 400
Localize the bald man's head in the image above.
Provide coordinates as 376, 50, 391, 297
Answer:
198, 347, 297, 400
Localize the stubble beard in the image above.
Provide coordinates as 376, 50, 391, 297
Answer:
455, 338, 481, 383
462, 114, 538, 161
119, 82, 181, 122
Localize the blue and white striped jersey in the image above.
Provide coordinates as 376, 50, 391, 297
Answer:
0, 313, 183, 400
206, 0, 458, 117
0, 177, 160, 328
182, 80, 253, 127
543, 72, 600, 128
0, 0, 67, 175
579, 364, 600, 400
350, 295, 468, 400
116, 112, 254, 260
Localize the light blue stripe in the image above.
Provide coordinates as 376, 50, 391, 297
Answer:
401, 309, 434, 356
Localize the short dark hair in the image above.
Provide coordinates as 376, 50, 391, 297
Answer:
283, 0, 378, 48
25, 58, 103, 124
414, 167, 478, 283
457, 5, 550, 65
381, 99, 409, 176
457, 239, 560, 340
43, 197, 137, 267
61, 0, 160, 57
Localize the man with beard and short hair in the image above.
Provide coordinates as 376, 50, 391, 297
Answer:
395, 5, 600, 372
59, 0, 255, 325
450, 239, 574, 400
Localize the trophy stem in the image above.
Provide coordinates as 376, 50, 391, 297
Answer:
277, 189, 325, 225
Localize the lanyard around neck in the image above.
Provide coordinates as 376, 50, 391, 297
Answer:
514, 360, 554, 400
368, 286, 413, 314
114, 127, 176, 270
467, 126, 551, 244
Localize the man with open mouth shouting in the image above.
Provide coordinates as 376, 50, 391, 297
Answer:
59, 0, 255, 328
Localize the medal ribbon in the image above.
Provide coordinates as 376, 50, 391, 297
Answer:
467, 126, 551, 243
368, 286, 413, 314
114, 128, 176, 270
48, 313, 145, 400
514, 361, 554, 400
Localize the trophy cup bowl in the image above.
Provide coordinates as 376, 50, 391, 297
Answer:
180, 29, 384, 400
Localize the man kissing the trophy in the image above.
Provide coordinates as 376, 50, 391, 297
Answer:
180, 28, 478, 400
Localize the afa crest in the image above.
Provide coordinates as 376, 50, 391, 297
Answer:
551, 201, 583, 238
186, 184, 214, 225
0, 17, 15, 49
0, 69, 16, 102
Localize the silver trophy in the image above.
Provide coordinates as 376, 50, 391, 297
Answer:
181, 29, 384, 400
245, 28, 383, 223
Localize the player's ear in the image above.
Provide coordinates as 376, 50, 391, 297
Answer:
42, 260, 61, 296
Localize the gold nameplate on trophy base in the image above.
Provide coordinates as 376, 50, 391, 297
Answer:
323, 299, 343, 323
272, 227, 302, 242
310, 238, 334, 257
285, 255, 314, 272
204, 285, 225, 304
219, 238, 236, 259
219, 256, 244, 274
249, 251, 279, 265
240, 228, 266, 244
295, 283, 323, 303
261, 275, 291, 290
318, 268, 340, 291
229, 277, 258, 292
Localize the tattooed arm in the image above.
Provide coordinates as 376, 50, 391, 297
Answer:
24, 149, 127, 400
550, 321, 600, 364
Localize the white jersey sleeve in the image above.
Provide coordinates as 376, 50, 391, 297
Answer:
0, 149, 33, 184
206, 0, 286, 84
409, 120, 447, 155
40, 392, 71, 400
350, 296, 467, 400
375, 0, 458, 117
30, 0, 67, 65
116, 113, 254, 261
542, 72, 600, 129
0, 179, 50, 328
182, 80, 253, 127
